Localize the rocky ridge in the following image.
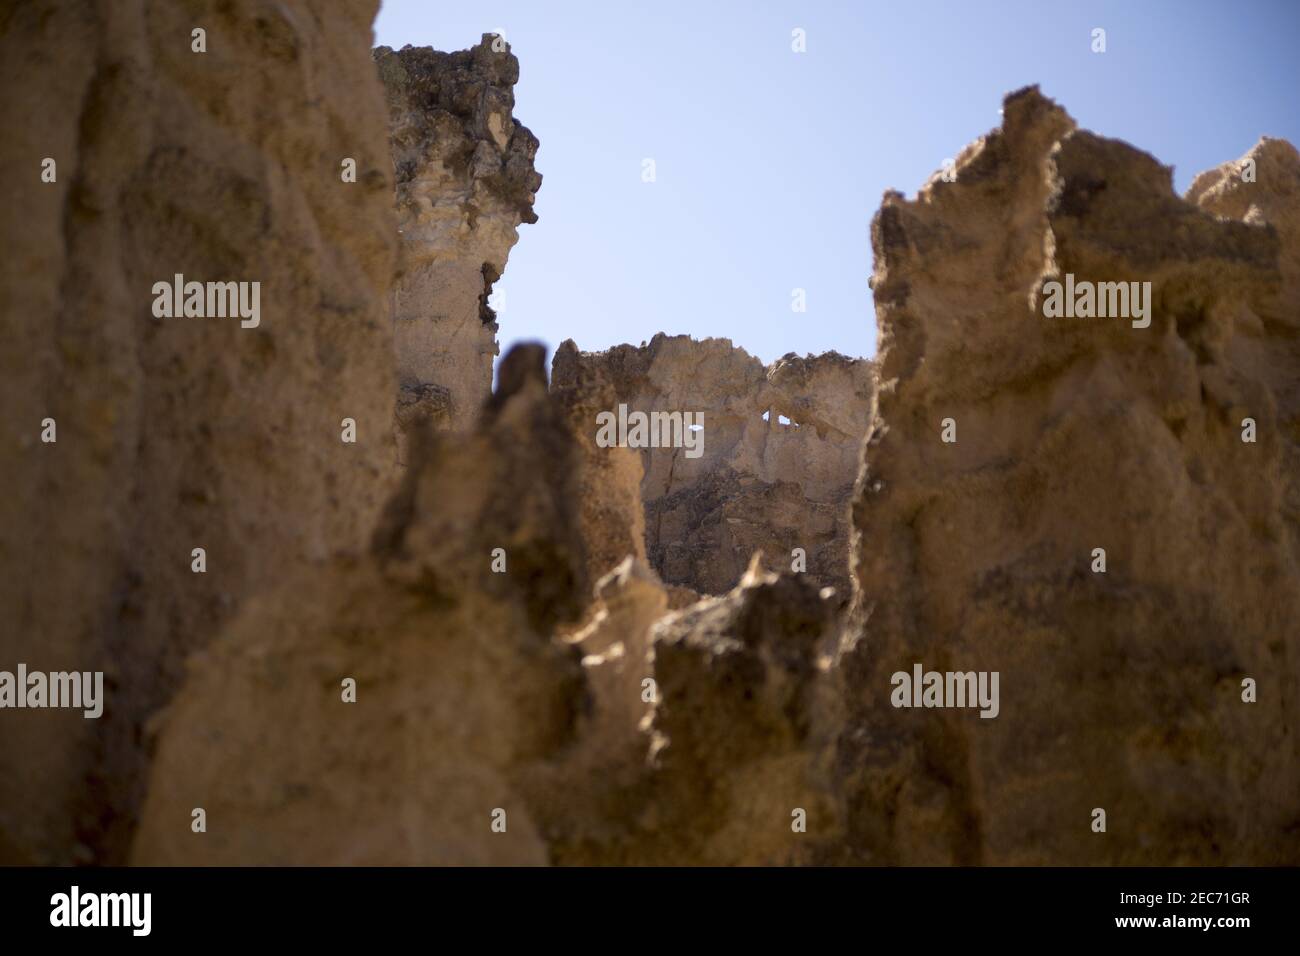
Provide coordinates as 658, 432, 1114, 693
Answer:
553, 334, 874, 598
1, 13, 1296, 867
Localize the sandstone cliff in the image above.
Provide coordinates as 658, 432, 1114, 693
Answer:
375, 37, 542, 438
552, 335, 874, 597
132, 346, 590, 865
0, 0, 398, 864
135, 355, 844, 864
3, 8, 1297, 869
840, 87, 1300, 864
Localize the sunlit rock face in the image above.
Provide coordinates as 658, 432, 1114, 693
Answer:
552, 334, 874, 597
375, 37, 542, 438
840, 87, 1300, 865
5, 0, 1298, 869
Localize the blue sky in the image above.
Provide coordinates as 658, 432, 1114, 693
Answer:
375, 0, 1300, 363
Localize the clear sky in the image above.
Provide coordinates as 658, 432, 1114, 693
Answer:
374, 0, 1300, 364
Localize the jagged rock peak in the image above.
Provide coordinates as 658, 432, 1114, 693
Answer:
374, 36, 541, 223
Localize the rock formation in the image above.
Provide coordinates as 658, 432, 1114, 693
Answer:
0, 0, 398, 864
552, 335, 874, 597
133, 362, 845, 864
3, 4, 1297, 869
532, 554, 842, 866
840, 87, 1300, 864
375, 37, 542, 438
132, 345, 590, 865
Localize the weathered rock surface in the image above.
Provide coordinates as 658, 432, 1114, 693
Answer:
628, 558, 841, 864
1187, 137, 1300, 466
552, 335, 874, 597
132, 346, 590, 865
526, 555, 843, 866
5, 3, 1298, 869
0, 0, 398, 864
840, 87, 1300, 865
132, 339, 846, 865
122, 78, 1300, 867
549, 343, 650, 589
375, 37, 541, 437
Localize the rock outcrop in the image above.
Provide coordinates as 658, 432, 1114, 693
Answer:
0, 0, 398, 864
549, 344, 650, 591
132, 345, 590, 865
552, 335, 874, 597
5, 4, 1298, 870
133, 352, 843, 865
840, 87, 1300, 865
533, 555, 842, 866
375, 37, 542, 437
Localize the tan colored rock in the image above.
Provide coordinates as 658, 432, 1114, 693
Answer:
633, 558, 842, 865
528, 556, 843, 866
0, 0, 398, 864
132, 346, 590, 865
375, 38, 542, 436
134, 344, 845, 866
7, 0, 1299, 870
550, 341, 648, 586
552, 335, 874, 598
1187, 137, 1300, 482
840, 87, 1300, 865
550, 558, 667, 796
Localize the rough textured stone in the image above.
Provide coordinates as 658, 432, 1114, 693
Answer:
632, 558, 842, 865
528, 555, 843, 866
375, 37, 542, 436
132, 346, 590, 865
840, 87, 1300, 865
550, 341, 649, 588
0, 0, 398, 864
1187, 137, 1300, 469
133, 346, 846, 865
552, 335, 874, 598
6, 4, 1299, 870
